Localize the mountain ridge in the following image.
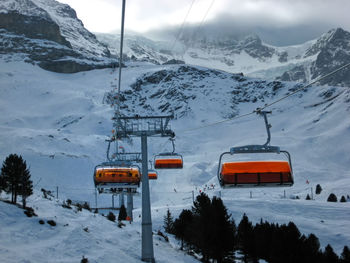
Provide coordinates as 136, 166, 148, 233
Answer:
0, 0, 115, 73
97, 28, 350, 87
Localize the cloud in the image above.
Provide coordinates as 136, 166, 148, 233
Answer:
57, 0, 350, 44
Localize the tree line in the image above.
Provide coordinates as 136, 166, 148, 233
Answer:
0, 154, 33, 208
164, 192, 350, 263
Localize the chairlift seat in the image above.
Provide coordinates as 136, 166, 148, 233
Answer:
154, 157, 183, 169
148, 170, 158, 180
94, 166, 140, 185
220, 161, 293, 186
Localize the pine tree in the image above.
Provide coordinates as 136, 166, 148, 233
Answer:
1, 154, 32, 204
163, 208, 174, 234
191, 193, 212, 261
341, 246, 350, 263
315, 184, 322, 194
173, 209, 193, 250
276, 222, 302, 263
209, 196, 235, 263
323, 244, 339, 263
20, 166, 33, 208
340, 196, 347, 202
306, 194, 311, 200
237, 213, 255, 261
302, 233, 322, 263
0, 174, 4, 194
118, 205, 127, 221
327, 193, 337, 202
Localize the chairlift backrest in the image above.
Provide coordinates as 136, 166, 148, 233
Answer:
154, 138, 183, 169
154, 153, 183, 169
217, 111, 294, 188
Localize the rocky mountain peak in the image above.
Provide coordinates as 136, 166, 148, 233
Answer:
0, 0, 49, 19
279, 27, 350, 86
305, 27, 350, 57
0, 0, 115, 73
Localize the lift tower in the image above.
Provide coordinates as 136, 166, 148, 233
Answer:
114, 115, 175, 263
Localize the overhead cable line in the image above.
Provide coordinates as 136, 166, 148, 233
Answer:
181, 112, 255, 133
196, 0, 216, 33
154, 0, 197, 91
257, 62, 350, 112
155, 0, 216, 95
169, 0, 196, 52
180, 62, 350, 133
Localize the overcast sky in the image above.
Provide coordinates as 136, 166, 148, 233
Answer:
57, 0, 350, 45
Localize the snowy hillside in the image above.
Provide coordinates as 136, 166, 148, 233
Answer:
1, 59, 350, 261
0, 191, 198, 263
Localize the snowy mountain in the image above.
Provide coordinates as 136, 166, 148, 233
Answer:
279, 28, 350, 86
97, 28, 350, 87
1, 58, 350, 261
0, 0, 114, 73
1, 1, 350, 261
96, 33, 175, 65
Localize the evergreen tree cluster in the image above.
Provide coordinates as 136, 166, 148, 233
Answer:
0, 154, 33, 208
170, 193, 235, 262
168, 193, 350, 263
163, 208, 175, 234
237, 215, 350, 263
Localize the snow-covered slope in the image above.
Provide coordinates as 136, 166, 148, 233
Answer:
0, 192, 199, 263
1, 60, 350, 260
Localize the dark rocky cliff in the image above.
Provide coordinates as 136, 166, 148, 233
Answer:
0, 11, 71, 48
0, 0, 115, 73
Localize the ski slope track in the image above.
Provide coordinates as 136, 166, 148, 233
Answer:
0, 59, 350, 262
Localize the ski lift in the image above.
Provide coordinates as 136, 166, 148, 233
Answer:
148, 161, 158, 180
94, 161, 141, 188
154, 138, 183, 169
148, 170, 158, 180
217, 110, 294, 188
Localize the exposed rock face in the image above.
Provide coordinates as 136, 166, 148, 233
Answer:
163, 59, 185, 65
238, 34, 275, 59
278, 65, 307, 83
186, 33, 276, 61
0, 11, 71, 47
0, 0, 114, 73
105, 65, 294, 119
279, 28, 350, 86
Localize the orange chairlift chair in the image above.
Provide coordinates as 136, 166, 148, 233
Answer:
93, 161, 141, 193
93, 140, 142, 193
217, 110, 294, 188
147, 161, 158, 180
154, 138, 183, 169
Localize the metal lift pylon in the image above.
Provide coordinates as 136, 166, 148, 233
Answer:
114, 115, 175, 263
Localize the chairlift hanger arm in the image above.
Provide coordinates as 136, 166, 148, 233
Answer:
281, 150, 293, 175
217, 151, 231, 184
254, 109, 272, 146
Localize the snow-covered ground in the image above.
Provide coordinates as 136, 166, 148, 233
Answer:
1, 58, 350, 262
0, 191, 198, 263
